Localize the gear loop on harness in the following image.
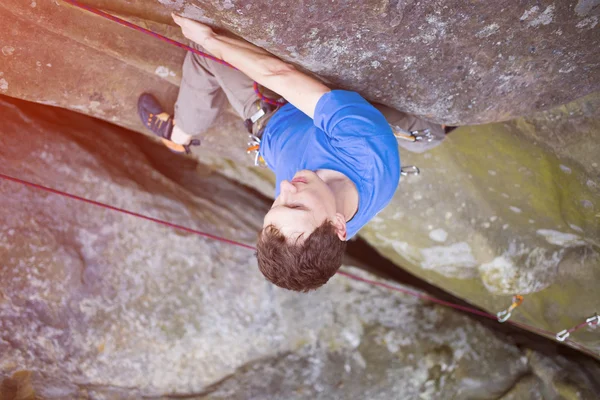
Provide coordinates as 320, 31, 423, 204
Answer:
411, 129, 433, 142
247, 134, 266, 167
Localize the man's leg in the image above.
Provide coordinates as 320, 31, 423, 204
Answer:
208, 62, 260, 121
373, 103, 447, 153
174, 42, 279, 146
171, 42, 228, 144
190, 42, 281, 121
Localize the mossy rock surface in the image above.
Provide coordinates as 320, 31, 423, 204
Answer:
4, 96, 600, 399
360, 92, 600, 356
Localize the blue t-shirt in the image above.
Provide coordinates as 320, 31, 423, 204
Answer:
259, 90, 400, 239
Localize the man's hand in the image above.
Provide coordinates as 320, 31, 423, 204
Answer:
172, 13, 216, 47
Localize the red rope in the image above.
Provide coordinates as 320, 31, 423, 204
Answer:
559, 318, 599, 339
0, 173, 597, 357
0, 172, 255, 251
336, 270, 496, 319
62, 0, 231, 68
1, 172, 598, 358
61, 0, 285, 107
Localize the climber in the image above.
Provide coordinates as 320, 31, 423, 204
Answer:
139, 14, 446, 292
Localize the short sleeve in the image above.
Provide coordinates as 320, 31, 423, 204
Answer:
313, 90, 393, 140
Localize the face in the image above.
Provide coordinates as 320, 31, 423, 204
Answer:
263, 170, 345, 242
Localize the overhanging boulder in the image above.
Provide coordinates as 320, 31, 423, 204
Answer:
1, 0, 599, 126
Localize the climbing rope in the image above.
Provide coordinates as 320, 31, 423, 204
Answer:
0, 171, 597, 358
60, 0, 284, 107
0, 173, 254, 251
9, 0, 596, 358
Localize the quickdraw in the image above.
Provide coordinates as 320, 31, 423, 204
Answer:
247, 134, 266, 167
497, 295, 524, 323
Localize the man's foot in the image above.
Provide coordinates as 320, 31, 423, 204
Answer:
137, 93, 200, 154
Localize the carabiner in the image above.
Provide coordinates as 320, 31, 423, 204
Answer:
393, 126, 434, 142
411, 129, 434, 142
401, 165, 420, 176
246, 134, 266, 167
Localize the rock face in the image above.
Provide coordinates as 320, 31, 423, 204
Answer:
1, 0, 599, 380
359, 92, 600, 358
1, 0, 599, 127
2, 96, 600, 399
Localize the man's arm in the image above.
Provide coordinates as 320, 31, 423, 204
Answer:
173, 14, 330, 118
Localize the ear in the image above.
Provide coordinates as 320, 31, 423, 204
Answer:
331, 213, 348, 241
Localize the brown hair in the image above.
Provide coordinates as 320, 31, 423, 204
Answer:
256, 221, 347, 292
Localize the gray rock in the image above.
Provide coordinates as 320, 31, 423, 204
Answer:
1, 0, 599, 127
1, 95, 598, 399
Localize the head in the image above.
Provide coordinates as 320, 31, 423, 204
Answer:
256, 170, 348, 292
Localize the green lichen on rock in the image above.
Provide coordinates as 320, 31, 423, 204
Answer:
7, 96, 599, 399
359, 92, 600, 356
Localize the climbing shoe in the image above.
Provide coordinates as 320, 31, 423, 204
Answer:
137, 93, 200, 154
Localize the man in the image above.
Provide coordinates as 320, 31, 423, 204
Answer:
139, 14, 446, 292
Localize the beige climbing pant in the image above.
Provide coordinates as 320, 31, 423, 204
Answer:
175, 42, 446, 152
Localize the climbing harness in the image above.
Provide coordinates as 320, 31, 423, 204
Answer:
244, 98, 280, 167
496, 295, 524, 323
393, 126, 434, 143
556, 314, 599, 342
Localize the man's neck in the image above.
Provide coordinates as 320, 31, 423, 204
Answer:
315, 169, 359, 221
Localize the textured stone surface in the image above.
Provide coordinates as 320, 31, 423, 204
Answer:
1, 95, 599, 399
0, 98, 600, 400
185, 0, 600, 125
359, 92, 600, 357
0, 0, 183, 131
1, 0, 599, 127
1, 0, 599, 383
